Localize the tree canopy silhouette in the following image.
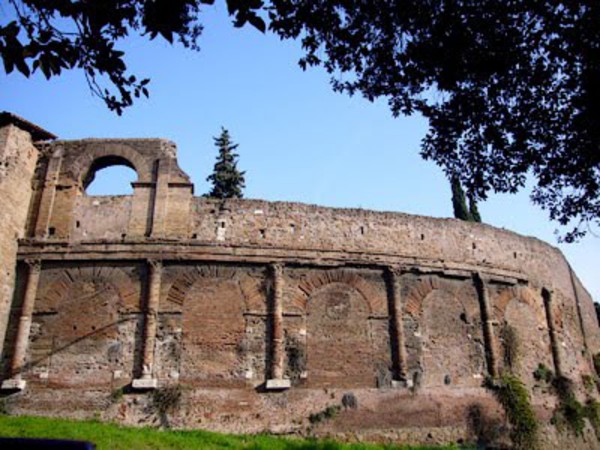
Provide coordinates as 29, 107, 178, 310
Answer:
269, 1, 599, 241
0, 0, 265, 114
2, 1, 598, 240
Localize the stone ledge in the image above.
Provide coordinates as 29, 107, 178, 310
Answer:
265, 379, 291, 390
1, 378, 26, 391
131, 378, 158, 390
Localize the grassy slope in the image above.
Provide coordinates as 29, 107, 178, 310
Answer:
0, 416, 463, 450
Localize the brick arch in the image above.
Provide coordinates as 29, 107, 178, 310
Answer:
166, 265, 265, 312
404, 276, 464, 317
38, 265, 141, 310
290, 270, 384, 314
70, 143, 153, 186
494, 286, 544, 322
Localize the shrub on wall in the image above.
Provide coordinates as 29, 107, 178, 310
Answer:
487, 374, 538, 450
552, 376, 587, 436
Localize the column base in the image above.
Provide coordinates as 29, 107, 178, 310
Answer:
132, 378, 158, 390
391, 378, 412, 389
265, 379, 291, 390
1, 378, 26, 391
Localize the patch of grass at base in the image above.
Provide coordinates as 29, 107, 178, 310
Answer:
0, 415, 466, 450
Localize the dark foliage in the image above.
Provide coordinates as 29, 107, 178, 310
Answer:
451, 175, 481, 222
551, 376, 586, 436
1, 1, 265, 114
533, 363, 554, 384
206, 127, 246, 199
485, 374, 538, 449
269, 1, 600, 241
451, 176, 470, 221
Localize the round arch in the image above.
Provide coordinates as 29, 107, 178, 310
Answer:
71, 143, 153, 187
290, 269, 385, 315
165, 265, 266, 313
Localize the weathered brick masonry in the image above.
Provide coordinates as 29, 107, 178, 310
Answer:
0, 115, 598, 447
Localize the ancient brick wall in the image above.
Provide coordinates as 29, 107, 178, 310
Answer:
1, 136, 599, 448
0, 125, 40, 354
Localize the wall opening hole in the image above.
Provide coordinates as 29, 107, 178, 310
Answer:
290, 223, 296, 233
73, 325, 77, 331
191, 233, 198, 239
84, 156, 137, 196
420, 234, 425, 240
513, 252, 517, 259
48, 227, 56, 236
360, 226, 365, 235
472, 242, 477, 250
75, 221, 80, 228
259, 229, 266, 239
220, 221, 226, 228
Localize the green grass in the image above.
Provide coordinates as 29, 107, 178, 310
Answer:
0, 415, 464, 450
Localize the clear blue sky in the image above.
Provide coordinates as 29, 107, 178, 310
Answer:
1, 5, 598, 301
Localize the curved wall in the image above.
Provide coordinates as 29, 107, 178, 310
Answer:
1, 138, 598, 447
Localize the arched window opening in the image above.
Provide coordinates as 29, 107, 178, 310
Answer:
84, 156, 138, 196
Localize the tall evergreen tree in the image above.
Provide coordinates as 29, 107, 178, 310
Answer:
451, 176, 471, 221
468, 194, 482, 223
206, 128, 245, 199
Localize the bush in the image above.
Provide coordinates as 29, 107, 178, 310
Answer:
152, 385, 182, 416
309, 405, 341, 424
488, 373, 538, 449
552, 376, 586, 436
533, 363, 554, 384
582, 374, 596, 393
341, 392, 358, 410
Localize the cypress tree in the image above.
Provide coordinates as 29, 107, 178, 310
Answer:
451, 176, 471, 221
468, 194, 482, 223
206, 127, 246, 199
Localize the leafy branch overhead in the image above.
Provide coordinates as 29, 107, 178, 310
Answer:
0, 0, 266, 115
268, 1, 600, 242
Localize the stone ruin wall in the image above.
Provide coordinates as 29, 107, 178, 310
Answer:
0, 130, 599, 446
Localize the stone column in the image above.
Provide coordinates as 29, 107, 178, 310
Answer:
475, 273, 498, 378
543, 288, 563, 377
266, 263, 290, 390
2, 259, 42, 390
132, 260, 162, 389
386, 267, 408, 383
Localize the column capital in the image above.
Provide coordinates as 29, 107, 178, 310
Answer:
147, 259, 163, 272
24, 259, 42, 273
473, 271, 491, 286
385, 265, 404, 278
270, 263, 284, 277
